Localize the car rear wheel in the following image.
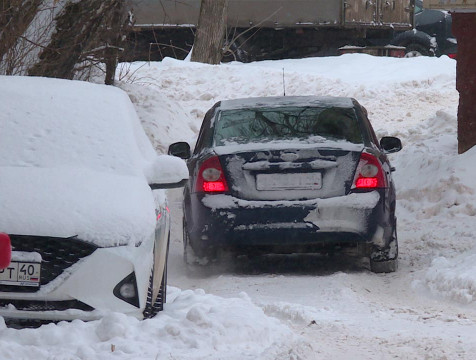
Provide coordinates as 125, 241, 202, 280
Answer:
369, 224, 398, 273
183, 227, 194, 265
370, 257, 398, 273
183, 219, 214, 265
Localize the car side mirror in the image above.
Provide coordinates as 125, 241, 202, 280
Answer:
145, 155, 189, 190
380, 136, 402, 154
168, 142, 191, 159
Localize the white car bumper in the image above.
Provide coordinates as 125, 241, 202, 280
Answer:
0, 235, 155, 322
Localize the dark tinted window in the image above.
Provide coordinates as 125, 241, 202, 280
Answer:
214, 106, 363, 146
358, 105, 380, 146
194, 103, 220, 154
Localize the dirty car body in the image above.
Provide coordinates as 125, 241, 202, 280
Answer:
171, 96, 402, 272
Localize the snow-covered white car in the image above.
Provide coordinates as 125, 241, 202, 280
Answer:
0, 76, 188, 324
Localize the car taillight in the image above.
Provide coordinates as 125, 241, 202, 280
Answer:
448, 53, 457, 59
196, 156, 229, 193
352, 152, 387, 190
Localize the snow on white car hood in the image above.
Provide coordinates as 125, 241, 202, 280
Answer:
0, 166, 157, 247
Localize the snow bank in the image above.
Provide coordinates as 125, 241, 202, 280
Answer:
123, 55, 457, 140
243, 53, 456, 86
0, 288, 301, 360
421, 254, 476, 304
119, 82, 198, 154
393, 113, 476, 269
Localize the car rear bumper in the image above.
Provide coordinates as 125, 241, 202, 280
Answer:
185, 190, 392, 254
0, 235, 155, 322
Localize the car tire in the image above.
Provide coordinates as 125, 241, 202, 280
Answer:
183, 218, 214, 265
369, 223, 398, 273
404, 43, 431, 57
370, 258, 398, 273
143, 245, 168, 319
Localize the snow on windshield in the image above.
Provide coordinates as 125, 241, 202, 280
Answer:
0, 76, 154, 177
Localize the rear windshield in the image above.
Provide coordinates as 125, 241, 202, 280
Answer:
214, 106, 363, 146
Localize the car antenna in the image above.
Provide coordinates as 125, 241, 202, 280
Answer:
282, 68, 286, 96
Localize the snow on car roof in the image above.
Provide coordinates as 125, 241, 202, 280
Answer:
218, 96, 355, 111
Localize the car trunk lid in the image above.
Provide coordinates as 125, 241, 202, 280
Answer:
215, 142, 364, 201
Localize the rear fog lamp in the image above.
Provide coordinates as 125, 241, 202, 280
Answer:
361, 164, 379, 177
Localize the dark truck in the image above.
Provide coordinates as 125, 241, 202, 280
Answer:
126, 0, 414, 61
392, 0, 457, 57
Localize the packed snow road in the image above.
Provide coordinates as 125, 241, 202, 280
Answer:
2, 55, 476, 359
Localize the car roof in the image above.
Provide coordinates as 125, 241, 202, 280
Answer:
218, 96, 356, 111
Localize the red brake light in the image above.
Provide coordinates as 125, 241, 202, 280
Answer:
0, 233, 12, 270
356, 177, 378, 188
448, 53, 457, 59
352, 152, 387, 189
203, 181, 227, 192
196, 156, 229, 193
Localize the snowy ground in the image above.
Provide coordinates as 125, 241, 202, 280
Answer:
2, 54, 476, 359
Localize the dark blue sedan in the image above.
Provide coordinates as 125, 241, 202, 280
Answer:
169, 96, 402, 273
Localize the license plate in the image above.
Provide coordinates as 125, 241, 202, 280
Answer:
256, 172, 322, 190
0, 262, 41, 287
